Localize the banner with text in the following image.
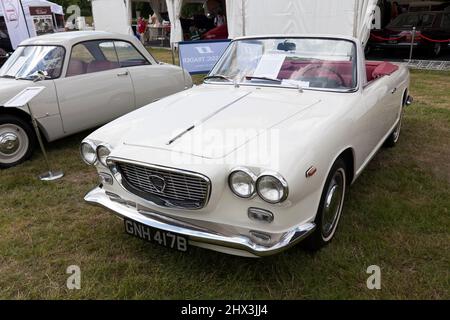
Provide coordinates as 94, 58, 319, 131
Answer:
29, 6, 54, 36
0, 0, 30, 49
178, 39, 231, 75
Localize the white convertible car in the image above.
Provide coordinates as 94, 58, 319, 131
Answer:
82, 35, 412, 257
0, 31, 192, 168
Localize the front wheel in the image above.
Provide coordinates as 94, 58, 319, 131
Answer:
304, 159, 347, 251
384, 105, 404, 148
428, 43, 442, 58
0, 115, 36, 168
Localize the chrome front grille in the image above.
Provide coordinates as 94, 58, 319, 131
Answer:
115, 161, 210, 210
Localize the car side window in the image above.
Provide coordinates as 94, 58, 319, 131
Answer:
114, 41, 150, 68
67, 40, 120, 77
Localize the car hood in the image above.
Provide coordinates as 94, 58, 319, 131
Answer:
109, 86, 321, 159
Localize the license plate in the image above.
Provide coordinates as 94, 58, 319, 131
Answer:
388, 40, 398, 44
124, 219, 188, 252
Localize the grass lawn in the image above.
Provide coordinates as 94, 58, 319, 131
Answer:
0, 49, 449, 299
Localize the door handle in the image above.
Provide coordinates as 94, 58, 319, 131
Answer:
117, 71, 129, 77
391, 87, 397, 94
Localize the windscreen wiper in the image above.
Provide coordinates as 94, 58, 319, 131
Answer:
15, 76, 32, 81
204, 74, 232, 82
245, 76, 282, 83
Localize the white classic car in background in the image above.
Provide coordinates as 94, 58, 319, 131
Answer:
0, 31, 192, 168
82, 35, 412, 257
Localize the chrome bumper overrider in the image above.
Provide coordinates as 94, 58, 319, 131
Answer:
84, 186, 316, 257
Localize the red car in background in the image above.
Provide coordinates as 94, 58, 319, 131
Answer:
369, 11, 450, 57
202, 24, 228, 40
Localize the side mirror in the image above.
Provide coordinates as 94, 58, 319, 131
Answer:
33, 70, 48, 82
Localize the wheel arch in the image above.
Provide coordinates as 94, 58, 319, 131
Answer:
0, 106, 48, 142
330, 147, 355, 186
402, 88, 409, 106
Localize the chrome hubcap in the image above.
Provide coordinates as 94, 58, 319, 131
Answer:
322, 169, 345, 239
0, 132, 20, 154
0, 124, 29, 164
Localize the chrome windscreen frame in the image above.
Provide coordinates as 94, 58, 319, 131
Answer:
106, 157, 212, 211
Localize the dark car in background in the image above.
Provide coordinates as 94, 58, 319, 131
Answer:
0, 17, 13, 67
369, 11, 450, 57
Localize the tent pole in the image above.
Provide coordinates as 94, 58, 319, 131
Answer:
242, 0, 246, 36
19, 0, 32, 37
353, 0, 358, 38
172, 45, 176, 65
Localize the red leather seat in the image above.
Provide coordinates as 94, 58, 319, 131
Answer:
86, 61, 119, 74
277, 60, 354, 87
372, 62, 399, 79
66, 59, 87, 77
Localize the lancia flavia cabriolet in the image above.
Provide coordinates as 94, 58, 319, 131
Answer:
82, 35, 412, 257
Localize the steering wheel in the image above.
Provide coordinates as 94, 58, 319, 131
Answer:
297, 65, 346, 88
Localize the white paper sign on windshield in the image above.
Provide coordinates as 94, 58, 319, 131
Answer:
253, 54, 286, 79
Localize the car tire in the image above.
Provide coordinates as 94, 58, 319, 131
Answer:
0, 114, 36, 169
428, 43, 442, 58
384, 103, 405, 148
304, 158, 347, 251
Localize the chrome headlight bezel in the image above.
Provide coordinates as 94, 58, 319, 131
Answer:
96, 144, 112, 167
256, 172, 289, 204
80, 140, 97, 165
228, 167, 257, 199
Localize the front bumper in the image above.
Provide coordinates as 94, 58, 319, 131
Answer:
85, 186, 316, 257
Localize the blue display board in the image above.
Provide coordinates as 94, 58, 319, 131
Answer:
178, 39, 231, 75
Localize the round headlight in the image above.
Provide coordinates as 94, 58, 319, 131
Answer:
256, 173, 288, 204
80, 142, 97, 165
96, 145, 111, 166
228, 169, 256, 198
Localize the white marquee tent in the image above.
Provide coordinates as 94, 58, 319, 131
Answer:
1, 0, 64, 48
92, 0, 378, 46
0, 0, 64, 16
92, 0, 205, 47
226, 0, 378, 46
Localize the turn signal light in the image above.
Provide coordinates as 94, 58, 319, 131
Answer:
248, 208, 274, 223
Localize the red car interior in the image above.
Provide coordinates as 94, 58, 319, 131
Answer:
277, 59, 399, 86
67, 59, 121, 77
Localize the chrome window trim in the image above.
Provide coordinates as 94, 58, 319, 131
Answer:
106, 156, 212, 210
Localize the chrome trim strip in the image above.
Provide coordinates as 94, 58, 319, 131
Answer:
84, 186, 316, 257
107, 156, 212, 210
